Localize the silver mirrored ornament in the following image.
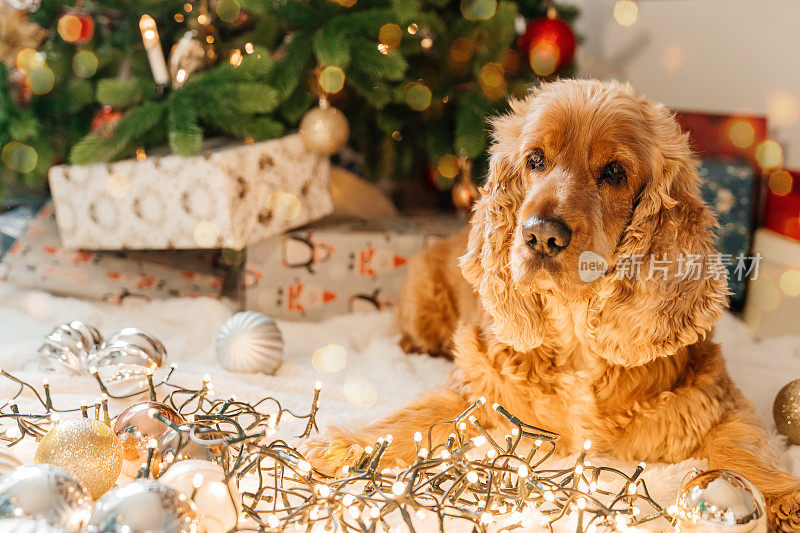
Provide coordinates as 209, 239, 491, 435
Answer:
85, 479, 198, 533
38, 321, 103, 373
93, 328, 168, 395
676, 469, 767, 532
216, 311, 283, 374
0, 464, 92, 532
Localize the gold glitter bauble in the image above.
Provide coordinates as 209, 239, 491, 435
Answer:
774, 379, 800, 445
299, 104, 349, 155
35, 418, 123, 498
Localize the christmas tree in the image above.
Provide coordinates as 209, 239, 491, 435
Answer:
0, 0, 578, 202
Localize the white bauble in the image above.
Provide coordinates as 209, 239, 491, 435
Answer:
158, 459, 240, 533
216, 311, 284, 374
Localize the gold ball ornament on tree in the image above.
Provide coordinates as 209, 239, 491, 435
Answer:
299, 100, 350, 155
774, 379, 800, 444
35, 418, 123, 499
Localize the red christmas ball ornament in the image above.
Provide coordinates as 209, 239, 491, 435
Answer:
91, 106, 123, 138
517, 11, 575, 77
57, 11, 95, 44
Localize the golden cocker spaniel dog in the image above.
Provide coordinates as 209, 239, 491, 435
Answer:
302, 79, 800, 531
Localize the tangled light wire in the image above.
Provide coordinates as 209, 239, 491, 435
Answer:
0, 366, 671, 532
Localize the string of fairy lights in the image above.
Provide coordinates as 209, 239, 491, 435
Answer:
0, 361, 674, 532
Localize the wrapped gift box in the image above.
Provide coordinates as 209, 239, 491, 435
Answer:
244, 216, 465, 321
48, 134, 332, 250
764, 168, 800, 241
0, 204, 236, 302
743, 228, 800, 339
698, 158, 759, 305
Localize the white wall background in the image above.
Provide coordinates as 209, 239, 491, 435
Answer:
567, 0, 800, 167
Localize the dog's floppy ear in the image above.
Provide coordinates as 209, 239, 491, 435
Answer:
588, 102, 729, 366
459, 102, 549, 352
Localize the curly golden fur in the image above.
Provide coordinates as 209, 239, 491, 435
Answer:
302, 80, 800, 531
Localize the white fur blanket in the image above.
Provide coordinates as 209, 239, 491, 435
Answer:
0, 281, 798, 530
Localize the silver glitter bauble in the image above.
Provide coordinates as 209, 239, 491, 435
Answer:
38, 321, 103, 373
0, 464, 93, 532
85, 479, 199, 533
93, 328, 168, 396
299, 104, 349, 155
216, 311, 283, 374
675, 469, 766, 532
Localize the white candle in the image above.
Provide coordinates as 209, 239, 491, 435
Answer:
139, 15, 169, 85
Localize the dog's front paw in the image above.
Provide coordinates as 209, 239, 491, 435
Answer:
299, 430, 364, 477
767, 490, 800, 532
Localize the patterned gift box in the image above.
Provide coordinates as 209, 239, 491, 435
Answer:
244, 216, 465, 321
698, 158, 759, 305
763, 168, 800, 241
743, 228, 800, 339
48, 134, 332, 250
0, 204, 235, 302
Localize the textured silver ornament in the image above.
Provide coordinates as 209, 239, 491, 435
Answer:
93, 328, 168, 395
38, 321, 103, 373
85, 479, 198, 533
216, 311, 284, 374
0, 464, 93, 532
676, 469, 766, 532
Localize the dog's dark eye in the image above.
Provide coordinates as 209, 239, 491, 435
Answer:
527, 148, 545, 172
601, 161, 626, 185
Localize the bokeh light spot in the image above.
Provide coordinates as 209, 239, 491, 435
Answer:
379, 23, 402, 49
613, 0, 638, 26
268, 191, 302, 221
479, 62, 506, 100
769, 170, 793, 197
28, 65, 55, 95
780, 269, 800, 297
57, 14, 83, 42
460, 0, 497, 21
311, 344, 348, 374
193, 221, 220, 247
529, 42, 559, 77
660, 45, 684, 72
72, 50, 99, 79
766, 90, 800, 127
343, 375, 378, 407
1, 141, 38, 173
216, 0, 241, 22
16, 48, 44, 72
405, 82, 432, 111
221, 247, 246, 266
319, 65, 345, 94
755, 140, 783, 170
25, 292, 52, 320
106, 173, 130, 198
728, 120, 755, 149
750, 274, 780, 312
437, 154, 460, 179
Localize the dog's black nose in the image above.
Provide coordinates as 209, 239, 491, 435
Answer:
522, 216, 572, 256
